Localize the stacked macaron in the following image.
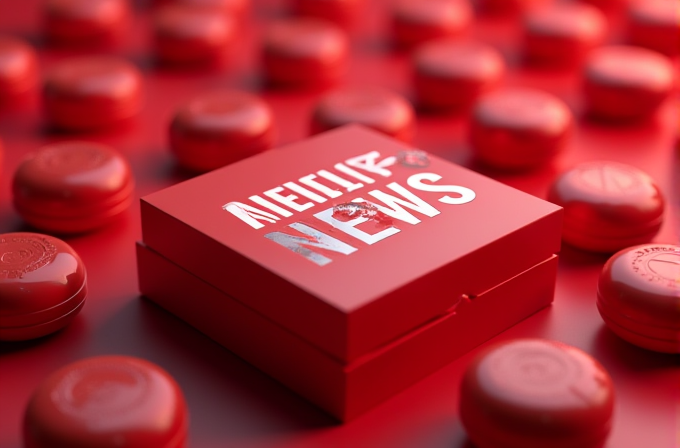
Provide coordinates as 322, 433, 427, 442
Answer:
597, 244, 680, 353
548, 161, 664, 253
0, 233, 87, 341
13, 142, 135, 234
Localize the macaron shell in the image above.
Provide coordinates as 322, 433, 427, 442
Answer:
44, 0, 129, 44
460, 339, 614, 448
13, 142, 134, 206
311, 87, 415, 142
23, 356, 188, 448
0, 295, 85, 341
597, 304, 680, 354
391, 0, 472, 49
0, 37, 39, 99
597, 245, 680, 330
0, 233, 86, 318
43, 57, 143, 130
262, 19, 348, 87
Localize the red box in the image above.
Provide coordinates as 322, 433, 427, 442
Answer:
138, 125, 562, 420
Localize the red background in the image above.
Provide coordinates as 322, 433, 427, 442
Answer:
0, 1, 678, 447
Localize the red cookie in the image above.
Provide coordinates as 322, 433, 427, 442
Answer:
44, 0, 128, 46
548, 161, 665, 253
413, 38, 504, 111
460, 339, 615, 448
0, 233, 87, 341
170, 90, 274, 172
310, 87, 416, 142
290, 0, 361, 26
153, 4, 236, 66
262, 18, 348, 87
391, 0, 472, 50
627, 0, 679, 57
583, 45, 674, 122
522, 2, 606, 65
469, 88, 572, 170
13, 142, 135, 234
598, 244, 680, 353
24, 356, 188, 448
43, 57, 143, 130
0, 37, 38, 105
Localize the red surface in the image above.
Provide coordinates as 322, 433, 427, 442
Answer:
23, 355, 188, 448
0, 233, 86, 341
460, 339, 615, 448
548, 161, 665, 253
138, 243, 557, 420
12, 142, 134, 233
597, 244, 680, 353
169, 90, 274, 172
0, 0, 678, 447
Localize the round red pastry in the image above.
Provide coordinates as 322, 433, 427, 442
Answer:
598, 244, 680, 353
469, 88, 572, 170
310, 87, 416, 142
153, 4, 236, 66
413, 39, 504, 111
0, 232, 87, 341
44, 57, 143, 130
24, 356, 188, 448
290, 0, 361, 26
44, 0, 129, 46
583, 45, 674, 122
548, 161, 665, 253
391, 0, 472, 50
627, 0, 679, 57
460, 339, 615, 448
262, 18, 348, 88
0, 37, 38, 104
522, 2, 606, 66
170, 90, 274, 172
475, 0, 545, 16
13, 142, 135, 234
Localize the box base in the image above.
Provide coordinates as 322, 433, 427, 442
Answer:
137, 243, 558, 421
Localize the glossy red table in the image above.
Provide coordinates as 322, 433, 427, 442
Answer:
0, 1, 678, 447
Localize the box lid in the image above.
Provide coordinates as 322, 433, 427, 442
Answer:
141, 125, 562, 363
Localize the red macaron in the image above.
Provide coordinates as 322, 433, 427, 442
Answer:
390, 0, 473, 50
43, 57, 143, 131
43, 0, 129, 46
0, 232, 87, 341
521, 2, 607, 66
626, 0, 679, 57
412, 38, 505, 111
548, 161, 665, 253
469, 87, 573, 170
0, 36, 38, 105
460, 339, 615, 448
598, 244, 680, 353
13, 141, 135, 234
311, 87, 416, 142
262, 18, 348, 88
583, 45, 674, 122
170, 90, 274, 172
24, 356, 188, 448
